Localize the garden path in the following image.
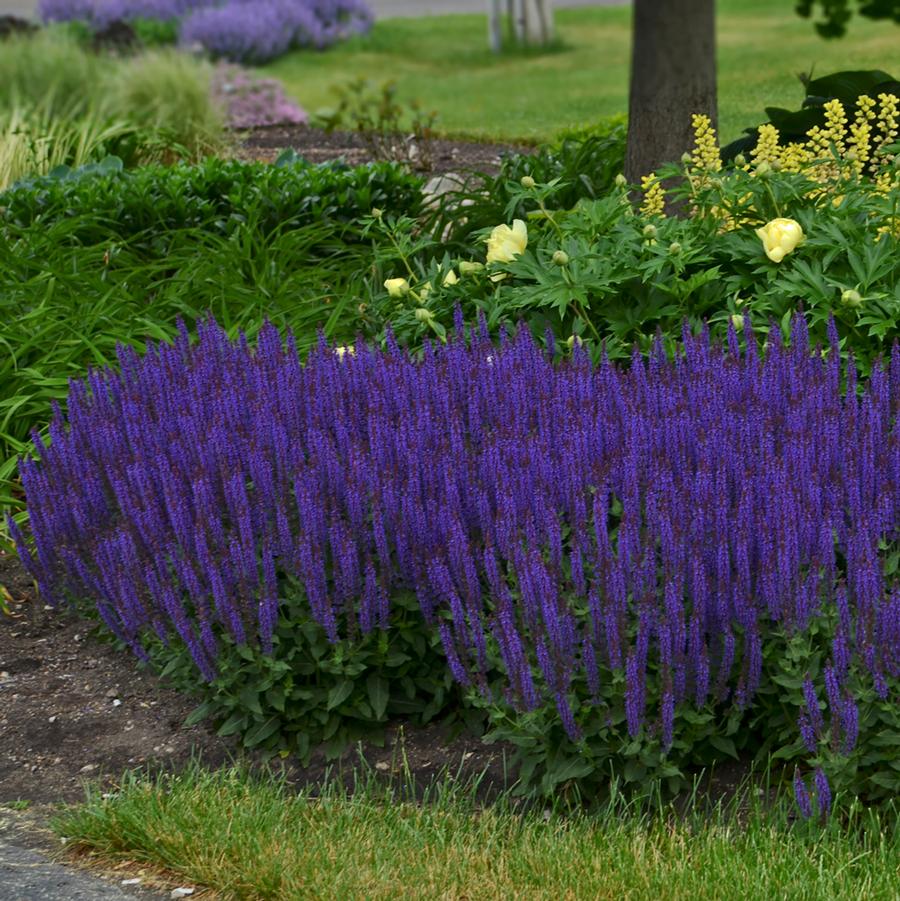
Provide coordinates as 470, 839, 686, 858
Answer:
0, 817, 171, 901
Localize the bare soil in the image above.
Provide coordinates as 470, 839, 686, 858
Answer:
238, 123, 533, 175
0, 549, 509, 812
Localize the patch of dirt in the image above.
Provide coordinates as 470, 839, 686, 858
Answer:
238, 123, 533, 176
0, 550, 509, 813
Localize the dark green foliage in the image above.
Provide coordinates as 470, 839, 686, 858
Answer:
723, 69, 900, 161
130, 17, 180, 47
135, 585, 465, 764
473, 657, 747, 804
477, 617, 899, 806
796, 0, 900, 37
2, 150, 423, 242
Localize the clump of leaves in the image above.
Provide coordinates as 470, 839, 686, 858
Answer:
127, 583, 469, 763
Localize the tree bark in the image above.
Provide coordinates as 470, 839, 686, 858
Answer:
523, 0, 554, 44
487, 0, 503, 52
624, 0, 717, 184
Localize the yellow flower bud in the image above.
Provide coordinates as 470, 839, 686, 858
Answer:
486, 219, 528, 264
643, 224, 658, 239
681, 152, 692, 165
442, 268, 459, 286
731, 314, 745, 332
371, 208, 383, 219
669, 242, 682, 255
459, 261, 485, 275
552, 250, 569, 266
384, 277, 410, 297
414, 307, 435, 323
841, 289, 863, 307
520, 175, 536, 189
615, 173, 627, 188
755, 160, 772, 176
755, 218, 805, 263
417, 282, 433, 301
734, 154, 747, 168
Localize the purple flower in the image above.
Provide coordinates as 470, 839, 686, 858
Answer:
814, 767, 832, 816
12, 312, 899, 762
794, 770, 813, 819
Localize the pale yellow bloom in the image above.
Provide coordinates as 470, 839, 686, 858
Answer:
486, 219, 528, 264
639, 174, 666, 217
690, 114, 722, 173
875, 92, 899, 157
756, 218, 805, 263
334, 345, 355, 360
442, 268, 459, 286
781, 143, 810, 172
823, 99, 848, 157
752, 124, 781, 168
384, 277, 410, 297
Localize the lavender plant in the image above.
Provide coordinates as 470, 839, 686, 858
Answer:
10, 315, 900, 802
179, 0, 373, 63
39, 0, 374, 62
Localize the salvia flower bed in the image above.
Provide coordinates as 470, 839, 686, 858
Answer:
10, 315, 900, 808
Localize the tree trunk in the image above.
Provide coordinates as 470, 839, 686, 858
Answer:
624, 0, 717, 184
511, 0, 526, 43
487, 0, 502, 52
523, 0, 554, 44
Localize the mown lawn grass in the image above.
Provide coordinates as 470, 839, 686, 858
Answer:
262, 0, 900, 144
51, 758, 900, 901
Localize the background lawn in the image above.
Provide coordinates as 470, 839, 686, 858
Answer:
262, 0, 900, 144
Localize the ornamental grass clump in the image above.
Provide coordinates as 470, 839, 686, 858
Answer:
10, 316, 900, 802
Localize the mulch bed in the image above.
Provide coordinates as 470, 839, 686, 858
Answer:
237, 123, 534, 175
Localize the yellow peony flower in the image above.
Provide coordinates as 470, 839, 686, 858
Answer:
384, 277, 410, 297
756, 218, 805, 263
486, 219, 528, 264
